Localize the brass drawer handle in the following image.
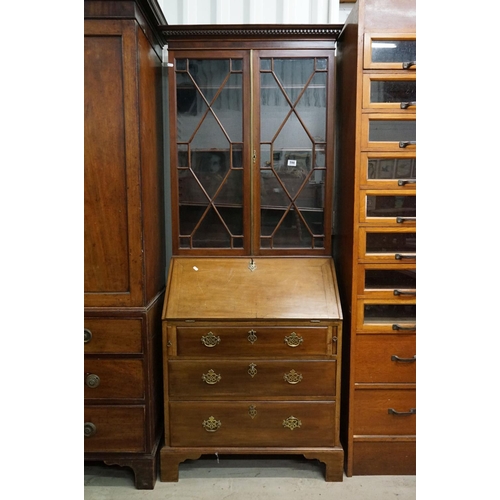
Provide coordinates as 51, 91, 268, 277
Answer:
201, 331, 221, 348
201, 369, 221, 385
85, 373, 100, 388
284, 369, 303, 384
248, 363, 257, 378
202, 416, 221, 432
284, 332, 303, 347
388, 408, 416, 416
247, 329, 257, 344
391, 354, 416, 363
84, 328, 92, 343
84, 422, 97, 437
283, 416, 302, 430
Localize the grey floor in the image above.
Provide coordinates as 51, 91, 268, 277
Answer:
84, 455, 416, 499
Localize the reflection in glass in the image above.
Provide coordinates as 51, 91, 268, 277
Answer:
370, 80, 416, 103
366, 232, 416, 254
364, 304, 416, 324
369, 119, 416, 142
367, 157, 416, 180
259, 57, 328, 249
371, 40, 416, 64
365, 269, 416, 290
366, 195, 416, 218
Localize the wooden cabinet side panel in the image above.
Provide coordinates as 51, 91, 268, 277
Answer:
84, 30, 130, 295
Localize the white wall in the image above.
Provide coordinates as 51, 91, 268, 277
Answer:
158, 0, 355, 25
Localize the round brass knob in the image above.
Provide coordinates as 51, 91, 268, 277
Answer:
86, 373, 100, 388
84, 422, 97, 437
84, 329, 92, 343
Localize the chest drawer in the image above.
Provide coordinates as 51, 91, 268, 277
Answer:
84, 359, 144, 400
84, 405, 146, 453
168, 360, 337, 399
169, 401, 336, 447
84, 318, 143, 354
354, 335, 416, 383
172, 326, 334, 357
353, 388, 416, 435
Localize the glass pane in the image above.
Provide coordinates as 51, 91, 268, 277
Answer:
366, 195, 416, 218
369, 120, 416, 142
364, 304, 416, 325
365, 269, 416, 290
370, 80, 416, 103
371, 40, 416, 64
366, 232, 416, 254
367, 158, 416, 180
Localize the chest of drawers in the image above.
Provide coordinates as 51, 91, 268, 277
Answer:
159, 257, 344, 481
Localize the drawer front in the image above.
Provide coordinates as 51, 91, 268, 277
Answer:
362, 73, 416, 111
363, 34, 416, 71
357, 299, 416, 333
174, 326, 333, 357
356, 263, 416, 299
360, 152, 416, 190
361, 114, 416, 151
169, 401, 336, 447
84, 318, 143, 354
352, 440, 416, 475
360, 190, 416, 225
84, 359, 145, 400
354, 335, 416, 383
84, 405, 146, 453
353, 388, 416, 435
168, 360, 337, 399
358, 227, 416, 262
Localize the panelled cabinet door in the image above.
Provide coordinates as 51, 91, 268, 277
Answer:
169, 49, 335, 255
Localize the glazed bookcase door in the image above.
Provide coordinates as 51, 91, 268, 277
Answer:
170, 51, 251, 254
254, 51, 334, 255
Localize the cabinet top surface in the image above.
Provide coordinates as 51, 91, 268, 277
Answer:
164, 257, 341, 321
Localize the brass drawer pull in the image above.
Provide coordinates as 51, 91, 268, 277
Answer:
399, 141, 416, 148
388, 408, 416, 416
393, 289, 416, 296
392, 324, 416, 331
283, 416, 302, 430
201, 331, 221, 348
85, 373, 100, 388
284, 332, 303, 347
202, 416, 221, 432
391, 354, 416, 363
284, 369, 303, 384
201, 369, 221, 385
247, 329, 257, 344
396, 217, 415, 224
400, 101, 416, 109
395, 253, 416, 260
84, 422, 97, 437
248, 363, 258, 378
84, 328, 92, 343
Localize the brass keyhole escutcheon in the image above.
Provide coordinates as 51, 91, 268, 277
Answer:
247, 329, 257, 344
249, 405, 257, 419
248, 363, 257, 378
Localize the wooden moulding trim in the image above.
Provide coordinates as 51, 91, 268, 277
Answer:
160, 24, 343, 41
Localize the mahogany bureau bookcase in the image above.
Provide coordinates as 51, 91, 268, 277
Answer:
156, 24, 345, 482
335, 0, 416, 476
84, 0, 167, 489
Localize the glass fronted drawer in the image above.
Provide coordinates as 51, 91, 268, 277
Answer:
356, 263, 416, 298
362, 73, 416, 111
363, 34, 416, 70
360, 152, 415, 189
360, 190, 416, 224
358, 227, 416, 262
361, 114, 416, 151
356, 299, 416, 333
